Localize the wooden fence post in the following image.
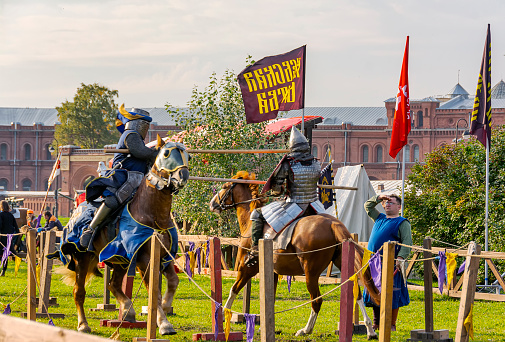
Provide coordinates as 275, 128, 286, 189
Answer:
146, 235, 161, 341
338, 239, 354, 341
26, 229, 37, 321
38, 230, 55, 314
455, 242, 481, 342
379, 241, 395, 342
351, 233, 360, 325
423, 238, 434, 332
259, 239, 275, 342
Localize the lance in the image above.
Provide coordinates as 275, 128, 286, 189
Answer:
104, 148, 290, 154
189, 176, 357, 191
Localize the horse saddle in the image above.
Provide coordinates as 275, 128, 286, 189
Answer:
262, 217, 302, 251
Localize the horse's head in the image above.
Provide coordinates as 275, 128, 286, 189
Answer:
209, 171, 267, 214
147, 136, 190, 194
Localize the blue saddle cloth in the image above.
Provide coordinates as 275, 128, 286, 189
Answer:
99, 204, 178, 270
55, 201, 178, 271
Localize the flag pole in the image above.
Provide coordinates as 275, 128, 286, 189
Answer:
485, 143, 489, 285
401, 148, 406, 217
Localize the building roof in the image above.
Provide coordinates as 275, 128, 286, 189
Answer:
447, 83, 469, 98
491, 80, 505, 99
0, 106, 389, 127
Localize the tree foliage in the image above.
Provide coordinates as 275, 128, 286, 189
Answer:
404, 126, 505, 282
54, 83, 119, 149
166, 69, 288, 236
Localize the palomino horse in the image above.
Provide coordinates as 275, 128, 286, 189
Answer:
60, 137, 190, 335
209, 171, 381, 338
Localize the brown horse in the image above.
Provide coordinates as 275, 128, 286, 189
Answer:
209, 171, 381, 338
60, 137, 190, 336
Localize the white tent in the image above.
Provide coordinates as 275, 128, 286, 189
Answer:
325, 164, 384, 242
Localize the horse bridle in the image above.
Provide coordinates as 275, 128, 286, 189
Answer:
216, 182, 271, 211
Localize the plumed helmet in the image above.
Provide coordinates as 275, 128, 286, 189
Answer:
288, 126, 310, 153
125, 108, 151, 139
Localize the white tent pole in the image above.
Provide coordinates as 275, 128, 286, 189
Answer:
401, 148, 406, 217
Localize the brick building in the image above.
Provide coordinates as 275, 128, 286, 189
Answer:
1, 81, 505, 215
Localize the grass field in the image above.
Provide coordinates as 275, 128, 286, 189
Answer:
1, 261, 504, 341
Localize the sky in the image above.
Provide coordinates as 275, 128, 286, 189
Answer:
1, 0, 505, 109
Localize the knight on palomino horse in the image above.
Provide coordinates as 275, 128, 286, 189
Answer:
245, 126, 326, 266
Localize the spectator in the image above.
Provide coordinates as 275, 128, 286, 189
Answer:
38, 211, 63, 233
0, 200, 20, 276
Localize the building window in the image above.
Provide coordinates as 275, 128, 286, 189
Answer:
312, 145, 318, 159
45, 144, 52, 160
323, 144, 332, 162
405, 145, 410, 162
362, 145, 369, 163
0, 144, 7, 160
376, 146, 383, 163
413, 145, 420, 161
0, 178, 8, 190
22, 179, 32, 191
24, 144, 31, 160
418, 110, 423, 127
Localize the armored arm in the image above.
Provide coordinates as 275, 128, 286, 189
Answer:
124, 132, 158, 163
270, 161, 290, 195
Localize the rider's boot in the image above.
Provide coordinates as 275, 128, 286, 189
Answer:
245, 210, 265, 267
79, 203, 113, 250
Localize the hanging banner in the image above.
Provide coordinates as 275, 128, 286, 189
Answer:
237, 46, 306, 123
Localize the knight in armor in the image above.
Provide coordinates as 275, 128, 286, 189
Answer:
245, 126, 326, 267
79, 104, 158, 250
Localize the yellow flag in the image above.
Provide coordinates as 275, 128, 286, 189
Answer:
362, 250, 372, 275
201, 243, 207, 267
224, 308, 232, 341
188, 251, 196, 275
349, 274, 359, 317
14, 256, 22, 277
36, 264, 41, 285
446, 253, 457, 290
464, 303, 474, 339
278, 275, 283, 282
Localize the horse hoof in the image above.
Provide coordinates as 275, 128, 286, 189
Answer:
122, 314, 136, 323
78, 324, 91, 333
295, 329, 307, 336
159, 323, 177, 335
367, 334, 378, 340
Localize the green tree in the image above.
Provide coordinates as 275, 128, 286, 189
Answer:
54, 83, 119, 149
166, 69, 288, 236
404, 126, 505, 282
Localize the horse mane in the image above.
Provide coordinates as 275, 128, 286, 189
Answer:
231, 171, 268, 211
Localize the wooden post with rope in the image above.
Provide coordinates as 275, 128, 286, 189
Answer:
455, 242, 481, 342
259, 239, 275, 342
336, 239, 354, 341
379, 241, 394, 342
26, 229, 36, 321
90, 265, 118, 312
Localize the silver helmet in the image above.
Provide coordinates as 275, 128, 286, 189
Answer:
125, 108, 151, 139
288, 126, 310, 153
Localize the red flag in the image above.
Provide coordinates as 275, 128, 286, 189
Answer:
389, 36, 411, 159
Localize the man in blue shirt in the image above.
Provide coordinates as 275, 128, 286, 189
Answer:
364, 193, 412, 331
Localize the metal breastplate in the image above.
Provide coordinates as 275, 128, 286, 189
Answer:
286, 160, 321, 203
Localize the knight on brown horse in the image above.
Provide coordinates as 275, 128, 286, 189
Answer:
245, 126, 326, 267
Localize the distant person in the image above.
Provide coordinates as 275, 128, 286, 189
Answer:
0, 200, 20, 276
38, 211, 63, 233
363, 194, 412, 331
27, 209, 39, 228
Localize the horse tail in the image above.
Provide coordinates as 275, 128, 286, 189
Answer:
353, 244, 381, 306
54, 255, 103, 286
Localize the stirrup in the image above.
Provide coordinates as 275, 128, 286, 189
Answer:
245, 247, 258, 267
79, 228, 94, 250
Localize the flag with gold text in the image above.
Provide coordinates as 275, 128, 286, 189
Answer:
389, 36, 411, 159
237, 46, 306, 123
470, 24, 492, 147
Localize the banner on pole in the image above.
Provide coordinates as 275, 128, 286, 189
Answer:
470, 24, 492, 147
389, 36, 411, 159
237, 46, 306, 124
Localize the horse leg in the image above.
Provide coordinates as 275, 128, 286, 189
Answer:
137, 260, 176, 336
73, 253, 91, 333
108, 265, 136, 322
224, 259, 258, 310
357, 298, 378, 340
295, 272, 321, 336
161, 262, 179, 317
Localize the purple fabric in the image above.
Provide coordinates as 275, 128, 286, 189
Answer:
2, 304, 11, 315
1, 234, 13, 268
185, 252, 192, 279
244, 313, 256, 342
438, 251, 446, 295
48, 318, 55, 326
188, 241, 195, 252
35, 214, 42, 229
214, 302, 222, 341
206, 239, 210, 267
369, 252, 382, 293
287, 275, 292, 293
458, 260, 466, 275
196, 247, 201, 274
